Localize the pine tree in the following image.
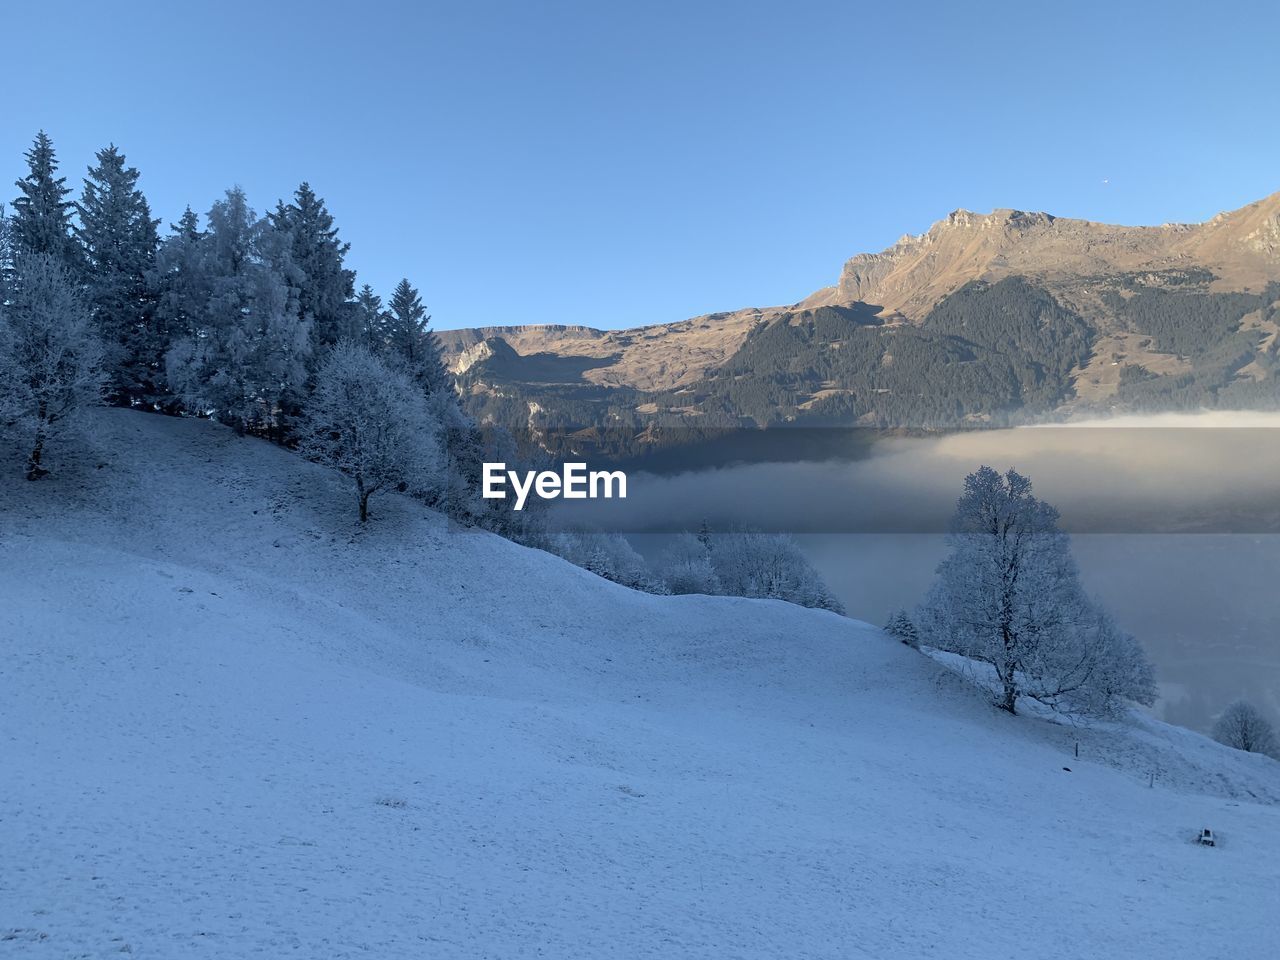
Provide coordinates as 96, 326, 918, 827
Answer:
268, 183, 356, 351
150, 208, 206, 413
165, 188, 310, 435
11, 132, 80, 272
884, 609, 920, 647
0, 253, 105, 478
78, 145, 161, 405
354, 283, 388, 349
384, 278, 451, 396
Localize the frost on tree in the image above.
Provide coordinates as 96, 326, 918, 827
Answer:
78, 144, 161, 406
0, 253, 105, 478
659, 528, 843, 612
884, 609, 919, 647
163, 188, 311, 436
710, 530, 845, 613
1211, 700, 1278, 757
660, 532, 722, 596
916, 466, 1155, 716
549, 531, 656, 591
380, 278, 451, 397
298, 341, 442, 521
10, 132, 80, 272
267, 183, 357, 353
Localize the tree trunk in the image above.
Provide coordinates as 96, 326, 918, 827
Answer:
357, 474, 369, 522
26, 422, 47, 481
998, 681, 1018, 714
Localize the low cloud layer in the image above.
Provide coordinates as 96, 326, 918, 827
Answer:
558, 412, 1280, 534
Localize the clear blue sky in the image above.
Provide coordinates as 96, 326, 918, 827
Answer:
4, 1, 1278, 330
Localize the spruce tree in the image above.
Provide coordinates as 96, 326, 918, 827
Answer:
354, 283, 388, 349
268, 183, 356, 351
384, 278, 451, 396
164, 188, 310, 435
11, 132, 80, 272
78, 145, 161, 405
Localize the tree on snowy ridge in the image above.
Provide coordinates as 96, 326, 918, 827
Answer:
915, 466, 1155, 716
268, 183, 358, 354
298, 340, 443, 521
709, 529, 844, 613
78, 144, 161, 405
164, 188, 311, 436
381, 278, 451, 397
884, 609, 919, 647
1212, 700, 1278, 758
10, 132, 81, 273
660, 532, 722, 596
0, 253, 105, 479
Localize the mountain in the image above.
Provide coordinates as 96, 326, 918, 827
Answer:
438, 192, 1280, 447
3, 409, 1279, 958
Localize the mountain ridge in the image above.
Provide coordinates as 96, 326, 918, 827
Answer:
439, 191, 1280, 436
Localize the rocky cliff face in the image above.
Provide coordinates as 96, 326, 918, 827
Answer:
803, 192, 1280, 321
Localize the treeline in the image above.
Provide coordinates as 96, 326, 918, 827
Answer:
0, 131, 504, 528
0, 132, 840, 615
541, 526, 844, 614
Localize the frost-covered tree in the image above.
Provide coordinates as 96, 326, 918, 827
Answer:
0, 253, 104, 478
916, 466, 1155, 716
549, 531, 656, 591
268, 183, 356, 351
709, 529, 844, 613
0, 204, 13, 280
660, 532, 722, 595
384, 278, 450, 396
78, 145, 161, 404
353, 283, 387, 349
1212, 700, 1278, 757
298, 340, 442, 521
149, 208, 205, 410
884, 609, 920, 647
11, 132, 80, 271
164, 188, 310, 435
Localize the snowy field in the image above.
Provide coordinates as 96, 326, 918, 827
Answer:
3, 410, 1279, 959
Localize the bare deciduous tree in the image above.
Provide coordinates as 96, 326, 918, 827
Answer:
1212, 700, 1278, 757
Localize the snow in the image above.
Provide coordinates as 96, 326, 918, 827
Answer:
2, 409, 1279, 959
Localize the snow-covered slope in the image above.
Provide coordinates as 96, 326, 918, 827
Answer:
2, 410, 1278, 959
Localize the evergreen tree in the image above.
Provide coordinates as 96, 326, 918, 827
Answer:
354, 283, 388, 349
150, 208, 206, 413
0, 204, 13, 281
884, 609, 920, 647
268, 183, 356, 351
78, 145, 161, 405
11, 132, 80, 271
384, 278, 451, 395
165, 188, 310, 436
